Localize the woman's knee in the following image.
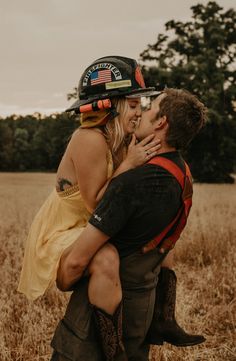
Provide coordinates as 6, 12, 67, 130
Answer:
56, 248, 88, 291
89, 244, 120, 275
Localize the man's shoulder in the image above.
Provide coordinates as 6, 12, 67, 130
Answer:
110, 152, 185, 188
108, 165, 154, 197
148, 152, 186, 173
111, 164, 148, 184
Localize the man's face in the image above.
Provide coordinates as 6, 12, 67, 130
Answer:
135, 93, 166, 140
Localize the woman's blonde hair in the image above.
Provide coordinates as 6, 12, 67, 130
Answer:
104, 98, 130, 154
79, 97, 131, 168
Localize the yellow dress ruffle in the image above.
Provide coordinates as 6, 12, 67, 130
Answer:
18, 152, 113, 300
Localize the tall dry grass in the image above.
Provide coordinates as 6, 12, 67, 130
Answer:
0, 173, 235, 361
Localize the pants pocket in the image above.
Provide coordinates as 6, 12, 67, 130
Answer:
51, 319, 103, 361
63, 278, 93, 340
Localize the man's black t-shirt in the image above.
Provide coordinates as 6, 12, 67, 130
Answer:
89, 151, 185, 257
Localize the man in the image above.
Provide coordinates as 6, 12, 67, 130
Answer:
51, 88, 206, 361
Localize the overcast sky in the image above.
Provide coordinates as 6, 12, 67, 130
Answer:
0, 0, 235, 116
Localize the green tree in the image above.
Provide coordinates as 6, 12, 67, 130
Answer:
30, 113, 78, 171
13, 128, 30, 171
0, 112, 78, 172
140, 1, 236, 183
0, 121, 14, 170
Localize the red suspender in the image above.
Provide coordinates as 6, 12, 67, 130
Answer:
142, 156, 193, 254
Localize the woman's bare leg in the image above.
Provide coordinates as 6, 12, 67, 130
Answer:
88, 243, 122, 315
56, 225, 122, 315
56, 224, 110, 291
57, 238, 126, 360
87, 244, 127, 360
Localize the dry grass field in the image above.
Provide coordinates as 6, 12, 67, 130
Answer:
0, 173, 235, 361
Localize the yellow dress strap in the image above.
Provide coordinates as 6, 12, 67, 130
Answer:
57, 184, 80, 198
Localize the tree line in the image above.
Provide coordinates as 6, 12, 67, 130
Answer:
0, 1, 235, 182
0, 113, 78, 171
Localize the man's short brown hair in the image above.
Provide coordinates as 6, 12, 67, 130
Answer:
157, 88, 207, 149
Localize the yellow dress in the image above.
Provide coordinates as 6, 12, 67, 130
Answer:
18, 151, 113, 301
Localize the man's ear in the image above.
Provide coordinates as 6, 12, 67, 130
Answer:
155, 116, 168, 130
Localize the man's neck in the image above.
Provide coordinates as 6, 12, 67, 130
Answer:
155, 141, 176, 155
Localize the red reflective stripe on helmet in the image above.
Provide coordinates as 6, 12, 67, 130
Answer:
135, 66, 146, 88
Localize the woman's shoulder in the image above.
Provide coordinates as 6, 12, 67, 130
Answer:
71, 127, 106, 141
68, 128, 108, 154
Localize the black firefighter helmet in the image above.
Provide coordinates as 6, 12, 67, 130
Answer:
66, 55, 159, 112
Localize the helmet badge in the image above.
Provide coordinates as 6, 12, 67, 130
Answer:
82, 63, 122, 86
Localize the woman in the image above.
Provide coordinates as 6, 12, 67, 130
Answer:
18, 56, 159, 304
18, 56, 159, 361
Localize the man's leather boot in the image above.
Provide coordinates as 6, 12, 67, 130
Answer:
93, 302, 128, 361
146, 267, 206, 347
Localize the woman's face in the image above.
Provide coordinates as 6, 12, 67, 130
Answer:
121, 97, 142, 135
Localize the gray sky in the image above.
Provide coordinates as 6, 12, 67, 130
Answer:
0, 0, 235, 116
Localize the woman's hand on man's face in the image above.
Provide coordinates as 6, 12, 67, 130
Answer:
124, 134, 161, 168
